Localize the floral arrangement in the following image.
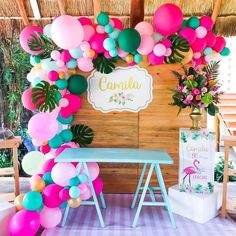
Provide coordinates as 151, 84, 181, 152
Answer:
171, 61, 222, 116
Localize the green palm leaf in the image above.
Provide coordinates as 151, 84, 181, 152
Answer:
32, 81, 59, 112
71, 124, 94, 147
202, 61, 220, 80
92, 54, 116, 74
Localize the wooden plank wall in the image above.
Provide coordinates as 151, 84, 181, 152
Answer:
73, 63, 207, 193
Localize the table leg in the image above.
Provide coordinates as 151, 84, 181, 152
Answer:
131, 163, 147, 209
61, 204, 70, 227
154, 164, 176, 228
148, 187, 156, 202
83, 162, 105, 227
132, 163, 154, 227
13, 147, 20, 196
100, 192, 106, 209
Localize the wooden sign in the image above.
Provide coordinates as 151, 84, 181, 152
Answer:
87, 66, 153, 113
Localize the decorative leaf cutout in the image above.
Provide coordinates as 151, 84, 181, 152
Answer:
165, 35, 190, 64
32, 81, 59, 112
92, 54, 116, 74
71, 124, 94, 147
202, 61, 220, 80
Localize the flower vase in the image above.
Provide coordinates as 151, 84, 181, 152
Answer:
189, 107, 203, 130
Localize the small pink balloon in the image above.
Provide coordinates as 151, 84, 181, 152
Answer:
135, 21, 153, 36
195, 26, 207, 39
59, 188, 70, 200
54, 145, 71, 157
56, 59, 65, 68
205, 31, 216, 47
161, 39, 172, 48
104, 51, 112, 59
153, 43, 167, 56
80, 41, 91, 52
137, 35, 155, 55
148, 52, 164, 65
30, 174, 41, 185
78, 17, 92, 26
80, 185, 92, 200
20, 25, 43, 55
77, 57, 94, 72
117, 48, 129, 57
200, 16, 214, 31
48, 70, 59, 81
109, 19, 115, 27
83, 25, 95, 41
96, 25, 105, 34
164, 48, 172, 57
40, 144, 51, 155
42, 184, 63, 207
66, 141, 80, 148
40, 206, 62, 229
79, 162, 100, 181
191, 38, 207, 52
90, 33, 106, 53
193, 52, 201, 59
78, 183, 88, 194
212, 36, 226, 52
205, 55, 213, 63
22, 88, 37, 111
67, 94, 82, 112
93, 177, 104, 195
179, 27, 197, 44
42, 158, 56, 174
60, 50, 71, 62
51, 50, 61, 60
59, 98, 69, 108
193, 57, 202, 66
111, 18, 123, 30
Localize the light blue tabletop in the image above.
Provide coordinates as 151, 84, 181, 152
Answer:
56, 148, 173, 164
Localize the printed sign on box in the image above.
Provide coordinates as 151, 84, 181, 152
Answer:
87, 66, 153, 113
179, 128, 215, 194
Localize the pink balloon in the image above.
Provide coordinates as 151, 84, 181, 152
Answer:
60, 94, 81, 118
22, 88, 36, 111
165, 48, 172, 57
148, 52, 164, 65
78, 17, 93, 26
104, 51, 112, 59
42, 158, 56, 174
54, 145, 71, 157
135, 22, 153, 36
193, 52, 201, 59
96, 25, 105, 34
42, 184, 63, 208
212, 36, 226, 52
93, 177, 104, 195
28, 113, 59, 141
111, 18, 124, 30
191, 38, 207, 52
60, 50, 71, 62
205, 31, 216, 47
137, 35, 155, 55
179, 27, 196, 44
83, 25, 95, 41
32, 139, 44, 147
195, 26, 207, 39
117, 48, 129, 57
51, 163, 77, 186
90, 33, 106, 53
79, 162, 100, 181
59, 188, 70, 200
77, 57, 94, 72
48, 70, 59, 81
20, 25, 43, 55
153, 3, 183, 37
78, 183, 88, 194
40, 144, 51, 155
51, 15, 84, 50
80, 184, 92, 200
193, 57, 202, 66
9, 210, 40, 236
153, 43, 167, 56
161, 39, 172, 48
40, 206, 62, 229
51, 50, 61, 60
200, 16, 214, 31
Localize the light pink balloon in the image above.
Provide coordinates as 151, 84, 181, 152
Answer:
28, 113, 59, 141
83, 25, 95, 41
96, 25, 105, 34
79, 162, 100, 181
22, 88, 36, 111
80, 184, 92, 200
77, 57, 94, 72
164, 48, 172, 57
32, 139, 44, 147
117, 48, 129, 57
20, 25, 43, 55
51, 163, 77, 186
193, 52, 201, 59
78, 183, 88, 194
195, 26, 207, 39
135, 21, 153, 36
51, 15, 84, 49
137, 35, 155, 55
51, 50, 61, 60
40, 206, 62, 229
153, 43, 167, 56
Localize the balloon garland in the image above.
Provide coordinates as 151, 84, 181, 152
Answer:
9, 3, 230, 235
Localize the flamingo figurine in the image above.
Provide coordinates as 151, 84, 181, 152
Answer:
182, 159, 200, 186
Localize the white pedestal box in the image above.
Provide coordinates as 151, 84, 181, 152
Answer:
168, 185, 222, 224
0, 201, 16, 236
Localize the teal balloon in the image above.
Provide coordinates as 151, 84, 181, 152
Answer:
57, 115, 73, 124
69, 47, 83, 59
220, 47, 230, 56
204, 47, 213, 56
118, 28, 141, 53
30, 56, 41, 65
64, 186, 70, 190
103, 38, 116, 50
59, 129, 73, 143
188, 17, 200, 29
109, 29, 121, 39
59, 200, 67, 209
109, 48, 118, 57
69, 186, 81, 198
78, 174, 88, 184
134, 54, 142, 63
23, 191, 43, 211
105, 24, 114, 34
180, 19, 188, 30
32, 77, 42, 87
67, 75, 88, 95
43, 172, 54, 185
56, 79, 68, 90
97, 12, 109, 26
48, 134, 63, 148
66, 59, 77, 69
56, 91, 62, 102
69, 177, 80, 186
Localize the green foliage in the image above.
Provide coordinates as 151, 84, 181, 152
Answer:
202, 61, 220, 80
165, 35, 190, 64
0, 150, 13, 168
71, 124, 94, 147
208, 182, 214, 193
92, 54, 116, 74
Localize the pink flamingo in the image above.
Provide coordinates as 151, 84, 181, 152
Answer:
182, 159, 200, 186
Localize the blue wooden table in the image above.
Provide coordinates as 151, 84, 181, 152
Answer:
56, 148, 176, 228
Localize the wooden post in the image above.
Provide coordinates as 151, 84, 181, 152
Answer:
16, 0, 29, 26
93, 0, 101, 23
215, 114, 220, 151
211, 0, 222, 24
13, 146, 20, 196
130, 0, 144, 28
57, 0, 66, 15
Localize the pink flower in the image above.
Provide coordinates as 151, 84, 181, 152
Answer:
201, 87, 208, 94
181, 75, 187, 80
209, 91, 215, 95
177, 85, 183, 92
182, 86, 188, 93
186, 95, 193, 101
213, 86, 219, 91
192, 88, 200, 95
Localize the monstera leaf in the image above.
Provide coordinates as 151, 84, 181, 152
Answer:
71, 124, 94, 147
92, 54, 116, 74
32, 81, 59, 112
165, 35, 190, 64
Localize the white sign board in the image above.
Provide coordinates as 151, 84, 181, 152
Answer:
179, 128, 215, 194
87, 66, 153, 113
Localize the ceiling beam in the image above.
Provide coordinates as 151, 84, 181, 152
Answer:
211, 0, 222, 23
93, 0, 101, 23
57, 0, 66, 15
16, 0, 29, 25
29, 0, 41, 19
130, 0, 144, 28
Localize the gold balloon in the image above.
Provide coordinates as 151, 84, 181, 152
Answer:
181, 48, 193, 65
126, 54, 134, 63
138, 55, 150, 68
68, 197, 82, 208
14, 194, 25, 211
31, 178, 46, 192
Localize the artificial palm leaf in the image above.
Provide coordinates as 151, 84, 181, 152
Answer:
92, 54, 116, 74
165, 35, 190, 64
28, 32, 60, 59
32, 81, 59, 112
202, 61, 220, 80
71, 124, 94, 147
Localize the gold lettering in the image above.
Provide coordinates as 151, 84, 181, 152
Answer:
99, 76, 107, 91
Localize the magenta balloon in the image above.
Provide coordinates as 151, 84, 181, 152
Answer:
78, 17, 93, 26
93, 177, 104, 195
153, 3, 183, 37
179, 27, 197, 44
54, 145, 71, 157
28, 113, 58, 141
212, 36, 226, 52
40, 206, 62, 229
148, 52, 164, 65
51, 15, 84, 50
191, 38, 207, 52
21, 88, 37, 111
200, 16, 214, 31
137, 35, 155, 55
90, 33, 106, 53
9, 210, 40, 236
83, 25, 95, 41
42, 184, 63, 208
42, 158, 56, 174
111, 18, 124, 30
20, 25, 43, 55
205, 31, 216, 47
161, 39, 172, 48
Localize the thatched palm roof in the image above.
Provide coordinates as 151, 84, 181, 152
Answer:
0, 0, 236, 38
